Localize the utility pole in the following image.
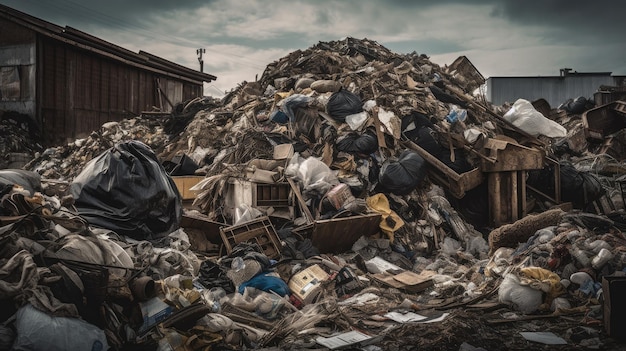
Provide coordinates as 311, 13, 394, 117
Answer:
196, 48, 206, 72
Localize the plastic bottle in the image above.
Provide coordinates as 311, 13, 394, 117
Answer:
570, 271, 593, 286
445, 106, 467, 124
591, 248, 613, 270
231, 257, 246, 272
156, 331, 184, 351
588, 239, 611, 254
163, 274, 193, 289
569, 248, 590, 268
206, 287, 226, 312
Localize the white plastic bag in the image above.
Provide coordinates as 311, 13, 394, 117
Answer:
12, 304, 109, 351
234, 204, 263, 225
377, 107, 401, 139
298, 156, 337, 194
345, 111, 368, 130
503, 99, 566, 138
498, 273, 543, 314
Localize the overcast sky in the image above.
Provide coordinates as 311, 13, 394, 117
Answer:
2, 0, 624, 97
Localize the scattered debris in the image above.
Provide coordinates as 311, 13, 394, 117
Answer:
1, 37, 626, 350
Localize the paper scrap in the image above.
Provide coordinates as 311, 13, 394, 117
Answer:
316, 330, 373, 349
384, 311, 449, 324
520, 332, 567, 345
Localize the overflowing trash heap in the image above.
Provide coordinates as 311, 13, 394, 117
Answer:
3, 37, 626, 350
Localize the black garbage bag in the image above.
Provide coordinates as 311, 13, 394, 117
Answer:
336, 129, 378, 154
428, 85, 467, 108
163, 153, 199, 176
0, 169, 41, 196
197, 260, 235, 294
559, 96, 594, 115
527, 162, 605, 210
326, 88, 362, 122
449, 183, 490, 231
402, 111, 472, 174
70, 141, 182, 240
401, 111, 434, 134
379, 150, 427, 195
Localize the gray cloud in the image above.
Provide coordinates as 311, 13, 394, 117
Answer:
1, 0, 623, 96
2, 0, 211, 27
491, 1, 626, 44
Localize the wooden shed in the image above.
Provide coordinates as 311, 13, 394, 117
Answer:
0, 4, 216, 145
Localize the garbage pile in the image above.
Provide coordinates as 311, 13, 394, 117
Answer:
25, 117, 170, 181
0, 111, 42, 169
2, 37, 626, 350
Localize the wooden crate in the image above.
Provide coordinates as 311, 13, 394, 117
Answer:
219, 216, 281, 259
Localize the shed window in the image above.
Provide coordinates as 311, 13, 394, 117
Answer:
0, 66, 20, 101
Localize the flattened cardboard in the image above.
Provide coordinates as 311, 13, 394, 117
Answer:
372, 270, 434, 293
172, 176, 204, 200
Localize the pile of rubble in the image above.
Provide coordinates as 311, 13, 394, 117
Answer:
24, 117, 169, 181
0, 111, 42, 170
2, 37, 626, 350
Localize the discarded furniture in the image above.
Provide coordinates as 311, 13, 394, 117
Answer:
225, 179, 294, 220
481, 138, 544, 227
594, 86, 626, 106
255, 183, 291, 207
525, 157, 562, 209
219, 216, 282, 260
403, 139, 483, 198
582, 100, 626, 141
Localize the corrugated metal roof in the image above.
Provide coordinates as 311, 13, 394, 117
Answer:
0, 4, 217, 84
488, 72, 612, 79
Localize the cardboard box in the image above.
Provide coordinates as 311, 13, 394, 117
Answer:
289, 264, 329, 304
138, 297, 173, 334
366, 257, 435, 293
326, 183, 354, 210
273, 143, 294, 161
603, 274, 626, 339
172, 176, 204, 200
371, 270, 434, 293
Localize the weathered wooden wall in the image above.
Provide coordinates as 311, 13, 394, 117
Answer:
1, 15, 205, 145
38, 37, 202, 144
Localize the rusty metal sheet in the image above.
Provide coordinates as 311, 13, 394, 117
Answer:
305, 213, 382, 254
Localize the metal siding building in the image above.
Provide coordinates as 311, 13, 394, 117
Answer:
486, 72, 620, 108
0, 5, 216, 145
